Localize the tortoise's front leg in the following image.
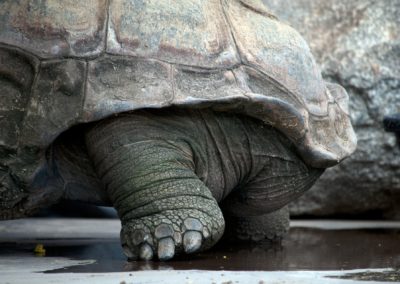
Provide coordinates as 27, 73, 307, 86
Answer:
85, 121, 224, 261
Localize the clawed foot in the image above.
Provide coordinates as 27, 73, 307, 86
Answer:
121, 209, 224, 261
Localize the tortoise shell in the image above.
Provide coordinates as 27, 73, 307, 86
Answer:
0, 0, 356, 193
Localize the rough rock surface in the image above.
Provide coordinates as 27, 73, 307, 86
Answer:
263, 0, 400, 218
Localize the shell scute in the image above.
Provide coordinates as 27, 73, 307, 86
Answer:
107, 0, 240, 68
0, 0, 107, 58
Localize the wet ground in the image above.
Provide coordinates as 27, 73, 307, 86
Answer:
0, 218, 399, 283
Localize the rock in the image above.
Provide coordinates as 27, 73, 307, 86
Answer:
263, 0, 400, 218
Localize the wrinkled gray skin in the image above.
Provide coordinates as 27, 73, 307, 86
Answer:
43, 108, 322, 260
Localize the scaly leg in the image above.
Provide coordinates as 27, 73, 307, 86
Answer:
85, 116, 225, 260
223, 151, 323, 242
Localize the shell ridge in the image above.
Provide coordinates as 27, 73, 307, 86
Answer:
103, 50, 240, 72
80, 60, 90, 124
169, 64, 177, 105
242, 64, 307, 110
244, 92, 307, 137
243, 91, 356, 167
220, 0, 244, 65
238, 0, 278, 20
102, 0, 111, 56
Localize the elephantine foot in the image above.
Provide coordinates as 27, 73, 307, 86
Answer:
121, 208, 225, 261
84, 113, 226, 261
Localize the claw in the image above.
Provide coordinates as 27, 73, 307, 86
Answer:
183, 231, 202, 253
183, 218, 203, 231
120, 210, 222, 261
132, 230, 147, 246
139, 243, 154, 260
158, 237, 175, 261
155, 224, 174, 239
122, 244, 137, 260
121, 231, 138, 260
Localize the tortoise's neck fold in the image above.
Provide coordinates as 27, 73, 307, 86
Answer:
0, 178, 64, 220
0, 147, 65, 220
193, 110, 256, 201
0, 167, 29, 220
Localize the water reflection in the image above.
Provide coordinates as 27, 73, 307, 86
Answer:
2, 228, 398, 273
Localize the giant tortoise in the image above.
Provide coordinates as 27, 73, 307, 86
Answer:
0, 0, 356, 260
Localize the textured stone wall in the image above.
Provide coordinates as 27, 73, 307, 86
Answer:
263, 0, 400, 218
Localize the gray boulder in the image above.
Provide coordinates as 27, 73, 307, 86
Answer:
263, 0, 400, 218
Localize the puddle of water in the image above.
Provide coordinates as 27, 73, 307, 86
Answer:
327, 269, 400, 282
1, 227, 399, 273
